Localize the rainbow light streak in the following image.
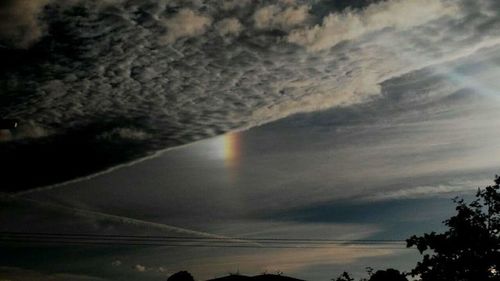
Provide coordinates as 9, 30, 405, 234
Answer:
223, 132, 242, 169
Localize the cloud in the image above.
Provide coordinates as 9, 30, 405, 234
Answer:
215, 18, 243, 36
135, 264, 147, 272
106, 221, 393, 280
5, 195, 248, 242
98, 128, 151, 141
3, 0, 500, 190
159, 9, 212, 45
287, 0, 459, 51
174, 222, 394, 276
253, 4, 310, 30
0, 120, 50, 142
221, 0, 252, 11
132, 263, 170, 274
358, 179, 493, 202
0, 0, 52, 48
194, 246, 397, 275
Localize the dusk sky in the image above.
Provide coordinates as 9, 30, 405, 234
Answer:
2, 0, 500, 280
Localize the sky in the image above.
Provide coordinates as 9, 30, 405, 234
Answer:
2, 0, 500, 280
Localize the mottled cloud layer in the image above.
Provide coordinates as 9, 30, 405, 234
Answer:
159, 9, 213, 45
2, 0, 500, 190
288, 0, 458, 51
0, 0, 51, 48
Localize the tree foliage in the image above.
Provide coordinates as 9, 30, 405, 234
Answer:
406, 175, 500, 281
333, 272, 355, 281
333, 268, 407, 281
368, 269, 408, 281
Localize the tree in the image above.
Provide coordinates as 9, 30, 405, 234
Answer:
407, 175, 500, 281
368, 269, 407, 281
333, 272, 355, 281
333, 268, 407, 281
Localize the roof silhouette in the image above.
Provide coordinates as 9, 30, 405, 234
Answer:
206, 274, 252, 281
252, 274, 305, 281
207, 274, 305, 281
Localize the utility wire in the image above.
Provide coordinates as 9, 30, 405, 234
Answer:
0, 236, 405, 245
0, 231, 410, 249
0, 238, 410, 249
0, 231, 407, 243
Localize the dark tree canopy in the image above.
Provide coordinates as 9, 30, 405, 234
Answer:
333, 268, 407, 281
407, 175, 500, 281
368, 269, 407, 281
333, 272, 355, 281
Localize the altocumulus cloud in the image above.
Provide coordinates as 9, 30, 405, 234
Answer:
135, 264, 147, 272
2, 0, 500, 191
0, 0, 51, 48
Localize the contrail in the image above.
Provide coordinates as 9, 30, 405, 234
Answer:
0, 193, 258, 245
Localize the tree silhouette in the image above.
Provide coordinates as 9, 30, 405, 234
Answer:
367, 269, 407, 281
407, 175, 500, 281
333, 272, 354, 281
333, 268, 407, 281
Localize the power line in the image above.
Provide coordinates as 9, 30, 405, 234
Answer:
0, 238, 410, 249
0, 231, 410, 249
0, 231, 407, 243
0, 236, 405, 245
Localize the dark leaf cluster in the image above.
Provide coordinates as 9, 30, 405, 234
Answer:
406, 176, 500, 281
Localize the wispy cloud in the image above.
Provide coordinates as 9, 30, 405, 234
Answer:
357, 179, 493, 202
1, 193, 247, 242
193, 246, 399, 276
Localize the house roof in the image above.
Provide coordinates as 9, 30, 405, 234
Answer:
206, 274, 252, 281
207, 274, 305, 281
251, 274, 305, 281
